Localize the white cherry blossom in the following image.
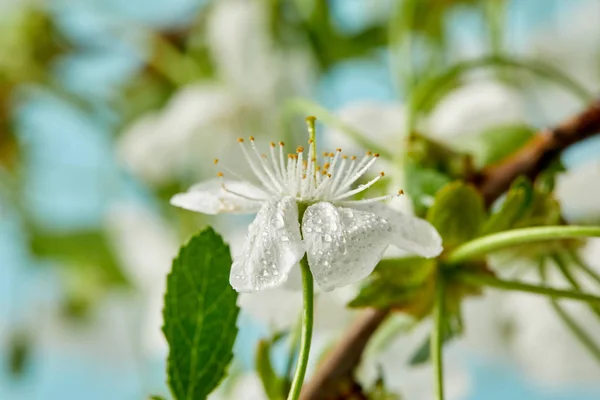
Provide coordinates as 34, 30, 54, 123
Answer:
171, 134, 442, 292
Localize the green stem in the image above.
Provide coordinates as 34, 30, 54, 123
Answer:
446, 226, 600, 265
455, 272, 600, 305
569, 250, 600, 287
286, 256, 314, 400
432, 271, 445, 400
539, 260, 600, 363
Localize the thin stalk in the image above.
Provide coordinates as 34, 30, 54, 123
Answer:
431, 271, 445, 400
539, 260, 600, 363
446, 226, 600, 265
553, 253, 600, 319
454, 272, 600, 305
286, 256, 314, 400
569, 249, 600, 287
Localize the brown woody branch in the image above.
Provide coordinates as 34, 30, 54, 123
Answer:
300, 99, 600, 400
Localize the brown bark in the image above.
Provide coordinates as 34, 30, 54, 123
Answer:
300, 99, 600, 399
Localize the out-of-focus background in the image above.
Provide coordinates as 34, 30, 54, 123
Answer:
1, 0, 600, 399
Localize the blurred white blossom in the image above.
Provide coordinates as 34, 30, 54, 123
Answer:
425, 81, 526, 141
555, 160, 600, 225
105, 202, 179, 358
119, 0, 315, 186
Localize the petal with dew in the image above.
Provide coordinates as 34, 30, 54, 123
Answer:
170, 178, 268, 214
354, 202, 443, 258
230, 197, 305, 292
302, 202, 393, 291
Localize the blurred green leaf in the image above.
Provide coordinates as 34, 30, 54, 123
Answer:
467, 124, 535, 168
516, 187, 562, 228
256, 339, 285, 400
149, 396, 167, 400
368, 375, 402, 400
163, 228, 239, 400
349, 257, 436, 318
409, 327, 454, 366
482, 177, 533, 234
7, 332, 31, 378
404, 161, 452, 217
426, 182, 486, 248
29, 230, 129, 286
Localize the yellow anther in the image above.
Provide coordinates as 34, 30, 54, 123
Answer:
336, 148, 342, 152
279, 141, 285, 146
308, 139, 314, 144
237, 138, 244, 143
327, 173, 332, 178
297, 146, 304, 153
305, 115, 316, 123
249, 136, 255, 141
351, 156, 357, 160
217, 172, 224, 177
270, 142, 276, 147
342, 155, 348, 159
302, 174, 307, 179
367, 151, 373, 156
329, 152, 334, 157
214, 158, 219, 165
374, 153, 380, 158
323, 151, 329, 157
324, 162, 330, 169
398, 189, 405, 195
380, 171, 385, 177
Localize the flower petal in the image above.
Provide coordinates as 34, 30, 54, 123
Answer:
230, 197, 305, 292
354, 202, 443, 258
302, 202, 393, 291
170, 178, 268, 214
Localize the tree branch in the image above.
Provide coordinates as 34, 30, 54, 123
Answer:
476, 99, 600, 205
300, 99, 600, 399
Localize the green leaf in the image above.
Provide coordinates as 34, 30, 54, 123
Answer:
454, 124, 535, 168
149, 396, 167, 400
163, 228, 240, 400
349, 257, 436, 318
256, 339, 285, 400
482, 177, 533, 234
29, 230, 129, 286
426, 181, 486, 248
409, 329, 454, 366
368, 375, 402, 400
404, 162, 452, 217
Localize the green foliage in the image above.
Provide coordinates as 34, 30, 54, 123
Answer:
426, 181, 486, 249
404, 134, 474, 216
29, 229, 129, 286
256, 338, 286, 400
368, 376, 402, 400
163, 228, 240, 400
349, 257, 436, 318
460, 124, 535, 168
482, 177, 533, 234
7, 332, 30, 378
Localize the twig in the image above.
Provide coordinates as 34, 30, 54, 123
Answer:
475, 99, 600, 205
300, 99, 600, 399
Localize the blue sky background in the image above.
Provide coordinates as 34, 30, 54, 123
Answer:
1, 0, 600, 399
